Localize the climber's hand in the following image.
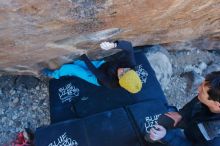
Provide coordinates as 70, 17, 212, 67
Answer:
100, 41, 117, 50
149, 125, 167, 141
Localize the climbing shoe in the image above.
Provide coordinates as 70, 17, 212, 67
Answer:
11, 128, 34, 146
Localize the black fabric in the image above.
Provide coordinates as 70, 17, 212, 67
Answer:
80, 54, 118, 88
178, 97, 199, 126
81, 40, 136, 89
127, 100, 168, 146
114, 40, 136, 66
178, 96, 220, 143
184, 121, 206, 144
158, 114, 175, 129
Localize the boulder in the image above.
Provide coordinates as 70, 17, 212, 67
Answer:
204, 63, 220, 75
145, 45, 172, 90
0, 0, 220, 75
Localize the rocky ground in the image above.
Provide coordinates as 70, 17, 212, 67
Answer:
0, 43, 220, 145
164, 49, 220, 108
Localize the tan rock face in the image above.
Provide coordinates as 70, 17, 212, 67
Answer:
0, 0, 220, 75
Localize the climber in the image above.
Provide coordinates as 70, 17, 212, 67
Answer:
147, 71, 220, 146
41, 40, 142, 94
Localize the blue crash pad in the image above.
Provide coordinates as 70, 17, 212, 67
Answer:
49, 76, 133, 123
35, 108, 141, 146
49, 77, 82, 123
74, 52, 167, 118
35, 119, 88, 146
74, 84, 133, 118
84, 108, 140, 146
49, 51, 167, 123
127, 100, 168, 146
131, 52, 167, 104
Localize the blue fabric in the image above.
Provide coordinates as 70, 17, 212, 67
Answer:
127, 100, 168, 146
205, 137, 220, 146
35, 108, 141, 146
35, 119, 88, 146
49, 79, 78, 123
74, 86, 133, 118
49, 76, 133, 121
162, 129, 220, 146
162, 129, 192, 146
131, 52, 168, 105
84, 108, 141, 146
49, 77, 84, 123
52, 60, 105, 86
50, 106, 77, 124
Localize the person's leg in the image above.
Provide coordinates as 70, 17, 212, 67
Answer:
51, 63, 100, 85
74, 60, 105, 69
51, 60, 105, 86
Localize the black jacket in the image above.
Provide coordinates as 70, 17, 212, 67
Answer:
81, 40, 136, 89
162, 97, 220, 146
179, 97, 220, 143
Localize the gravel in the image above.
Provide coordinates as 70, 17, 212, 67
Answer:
0, 76, 50, 145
